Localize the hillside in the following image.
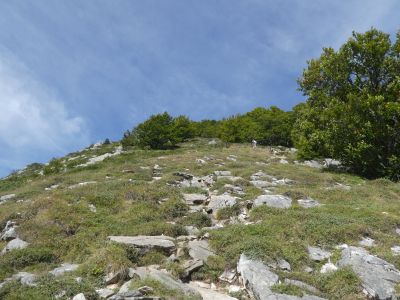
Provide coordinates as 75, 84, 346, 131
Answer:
1, 139, 400, 300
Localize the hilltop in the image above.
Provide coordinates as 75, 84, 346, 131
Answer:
1, 139, 400, 299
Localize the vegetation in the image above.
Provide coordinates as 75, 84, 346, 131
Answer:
294, 28, 400, 180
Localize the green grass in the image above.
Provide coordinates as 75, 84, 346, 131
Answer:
1, 139, 400, 299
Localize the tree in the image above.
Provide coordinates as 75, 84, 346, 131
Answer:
294, 28, 400, 179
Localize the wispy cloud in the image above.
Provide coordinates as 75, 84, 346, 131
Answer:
0, 49, 89, 175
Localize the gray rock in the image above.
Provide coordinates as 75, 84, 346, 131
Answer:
250, 180, 273, 189
108, 236, 175, 254
253, 195, 292, 209
49, 263, 80, 276
277, 259, 291, 271
13, 272, 37, 286
238, 254, 326, 300
219, 269, 237, 283
183, 193, 208, 205
0, 227, 17, 241
214, 171, 232, 177
133, 266, 201, 297
207, 195, 237, 216
188, 240, 215, 262
0, 194, 16, 203
302, 160, 323, 169
1, 238, 29, 253
358, 237, 375, 247
307, 246, 331, 261
104, 268, 128, 284
323, 158, 342, 169
68, 181, 97, 189
297, 198, 320, 209
184, 226, 200, 236
391, 246, 400, 256
188, 281, 238, 299
118, 279, 134, 294
182, 259, 204, 278
96, 288, 115, 299
72, 293, 87, 300
337, 246, 400, 299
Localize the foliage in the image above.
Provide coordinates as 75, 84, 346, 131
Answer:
294, 28, 400, 180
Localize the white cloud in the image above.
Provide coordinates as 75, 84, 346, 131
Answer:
0, 49, 89, 175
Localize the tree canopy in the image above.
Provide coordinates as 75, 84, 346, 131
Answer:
294, 28, 400, 179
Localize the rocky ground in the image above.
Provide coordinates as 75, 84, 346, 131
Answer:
1, 139, 400, 299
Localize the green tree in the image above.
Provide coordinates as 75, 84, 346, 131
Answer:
294, 28, 400, 179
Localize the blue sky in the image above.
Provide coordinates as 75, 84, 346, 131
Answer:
0, 0, 399, 176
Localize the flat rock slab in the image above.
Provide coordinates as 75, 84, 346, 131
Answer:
133, 266, 200, 298
109, 236, 175, 253
297, 198, 320, 209
1, 238, 29, 253
254, 195, 292, 209
188, 281, 238, 300
207, 195, 237, 214
49, 263, 80, 276
188, 240, 215, 262
337, 246, 400, 300
237, 254, 326, 300
307, 246, 331, 261
183, 193, 208, 205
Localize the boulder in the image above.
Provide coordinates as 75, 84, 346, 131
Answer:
307, 246, 331, 261
49, 263, 80, 277
320, 262, 337, 274
72, 293, 87, 300
207, 195, 237, 216
250, 180, 273, 189
108, 236, 175, 254
13, 272, 37, 287
358, 237, 375, 247
104, 267, 129, 284
297, 198, 320, 209
188, 240, 215, 262
237, 254, 326, 300
337, 246, 400, 299
182, 259, 204, 278
253, 195, 292, 209
183, 193, 208, 205
1, 238, 29, 253
96, 288, 115, 299
0, 227, 18, 241
133, 266, 201, 297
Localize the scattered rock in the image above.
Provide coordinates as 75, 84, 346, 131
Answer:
118, 279, 134, 294
1, 238, 29, 253
184, 226, 200, 236
297, 198, 321, 209
302, 160, 323, 169
0, 194, 16, 204
284, 279, 320, 295
307, 246, 331, 261
188, 240, 215, 262
68, 181, 97, 189
253, 195, 292, 209
188, 281, 238, 300
133, 266, 201, 297
182, 259, 204, 278
50, 263, 80, 277
391, 246, 400, 256
13, 272, 37, 286
96, 288, 115, 299
72, 293, 87, 300
77, 146, 123, 167
104, 268, 129, 284
359, 237, 375, 247
207, 195, 237, 216
183, 193, 208, 205
320, 262, 337, 274
337, 246, 400, 299
45, 184, 59, 191
214, 171, 232, 177
219, 269, 237, 283
108, 235, 175, 254
1, 226, 17, 241
88, 204, 97, 213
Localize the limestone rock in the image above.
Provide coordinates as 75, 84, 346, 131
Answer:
188, 281, 238, 300
50, 263, 80, 277
253, 195, 292, 209
183, 193, 208, 205
297, 198, 320, 209
307, 246, 331, 261
182, 259, 204, 278
337, 246, 400, 299
207, 195, 237, 216
72, 293, 86, 300
96, 288, 115, 299
358, 237, 375, 247
391, 246, 400, 256
108, 235, 175, 254
0, 194, 16, 203
0, 227, 17, 241
188, 240, 215, 262
2, 238, 29, 253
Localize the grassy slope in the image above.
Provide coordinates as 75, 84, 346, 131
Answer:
0, 139, 400, 299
